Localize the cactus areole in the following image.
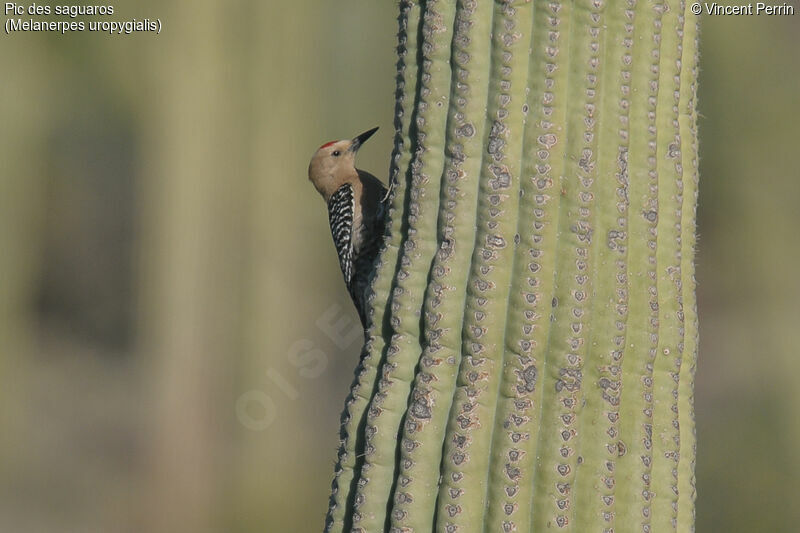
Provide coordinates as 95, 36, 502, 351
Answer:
324, 1, 699, 532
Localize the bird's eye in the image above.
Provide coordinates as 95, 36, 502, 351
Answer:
332, 150, 341, 157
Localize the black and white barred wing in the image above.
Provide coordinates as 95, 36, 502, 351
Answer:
327, 184, 355, 283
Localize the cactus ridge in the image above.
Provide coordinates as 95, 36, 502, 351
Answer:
351, 1, 459, 531
431, 0, 534, 528
389, 0, 495, 530
543, 0, 610, 529
612, 0, 662, 528
323, 2, 422, 531
473, 2, 537, 532
324, 1, 699, 531
650, 1, 687, 530
676, 12, 700, 532
568, 0, 631, 529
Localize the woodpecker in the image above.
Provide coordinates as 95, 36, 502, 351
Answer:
308, 127, 388, 326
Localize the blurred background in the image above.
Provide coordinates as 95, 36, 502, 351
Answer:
0, 2, 797, 532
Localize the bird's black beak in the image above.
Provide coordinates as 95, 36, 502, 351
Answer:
349, 127, 379, 153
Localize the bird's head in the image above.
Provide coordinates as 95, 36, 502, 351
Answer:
308, 127, 378, 201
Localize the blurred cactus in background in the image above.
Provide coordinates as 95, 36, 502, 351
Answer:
325, 1, 699, 531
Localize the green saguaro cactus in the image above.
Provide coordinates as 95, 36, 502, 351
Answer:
325, 0, 699, 531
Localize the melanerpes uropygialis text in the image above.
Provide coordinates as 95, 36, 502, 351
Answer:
308, 127, 388, 326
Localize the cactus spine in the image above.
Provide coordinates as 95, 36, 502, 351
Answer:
325, 0, 699, 531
